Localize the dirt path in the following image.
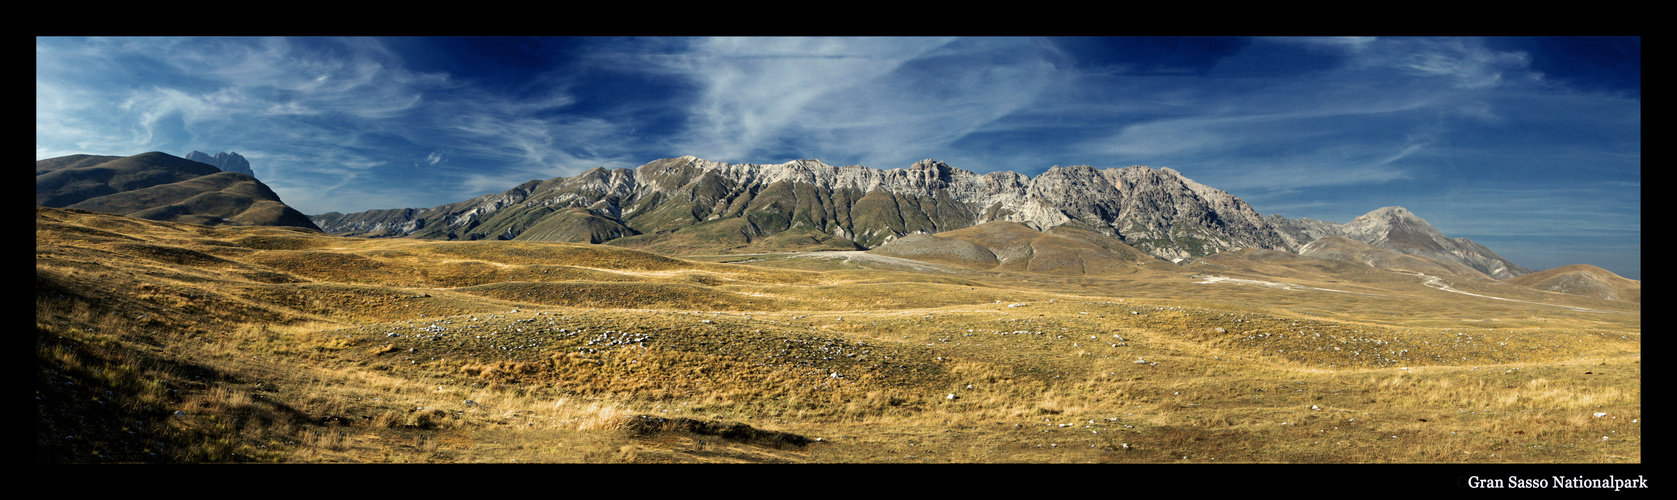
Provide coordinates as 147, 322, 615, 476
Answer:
1393, 271, 1613, 313
1191, 275, 1391, 297
1195, 271, 1622, 314
722, 251, 963, 274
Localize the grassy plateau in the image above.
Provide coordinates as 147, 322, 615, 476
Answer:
36, 207, 1640, 464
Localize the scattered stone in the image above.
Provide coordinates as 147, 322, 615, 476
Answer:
626, 415, 811, 448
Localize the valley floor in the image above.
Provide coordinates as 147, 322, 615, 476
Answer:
35, 208, 1640, 470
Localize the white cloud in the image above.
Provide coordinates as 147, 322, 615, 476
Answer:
178, 37, 442, 119
37, 37, 447, 157
662, 37, 1041, 164
1344, 38, 1532, 90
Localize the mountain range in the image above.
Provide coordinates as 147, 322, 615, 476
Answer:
311, 156, 1533, 279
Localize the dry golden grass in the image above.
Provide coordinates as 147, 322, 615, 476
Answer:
35, 207, 1640, 463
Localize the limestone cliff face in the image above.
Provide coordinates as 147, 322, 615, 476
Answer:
1266, 214, 1342, 250
311, 156, 1291, 260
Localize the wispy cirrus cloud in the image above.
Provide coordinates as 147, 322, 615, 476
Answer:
1384, 38, 1533, 90
1068, 37, 1573, 196
421, 150, 447, 168
37, 37, 441, 157
658, 37, 1062, 168
661, 37, 955, 164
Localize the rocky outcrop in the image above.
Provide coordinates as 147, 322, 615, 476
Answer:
185, 151, 257, 179
1266, 215, 1342, 250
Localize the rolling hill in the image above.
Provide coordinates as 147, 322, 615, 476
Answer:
870, 221, 1164, 275
1299, 234, 1492, 279
36, 152, 320, 231
1505, 264, 1640, 303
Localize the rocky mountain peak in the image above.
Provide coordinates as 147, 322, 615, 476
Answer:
1349, 206, 1431, 229
184, 150, 256, 178
1365, 205, 1411, 217
1341, 205, 1448, 252
910, 158, 947, 170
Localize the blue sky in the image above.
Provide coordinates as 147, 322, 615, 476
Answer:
36, 36, 1640, 279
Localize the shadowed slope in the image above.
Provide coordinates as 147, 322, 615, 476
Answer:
37, 152, 222, 207
514, 207, 640, 244
36, 152, 319, 231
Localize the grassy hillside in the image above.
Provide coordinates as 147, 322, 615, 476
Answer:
872, 221, 1165, 276
1505, 264, 1641, 303
36, 152, 320, 230
36, 206, 1640, 463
